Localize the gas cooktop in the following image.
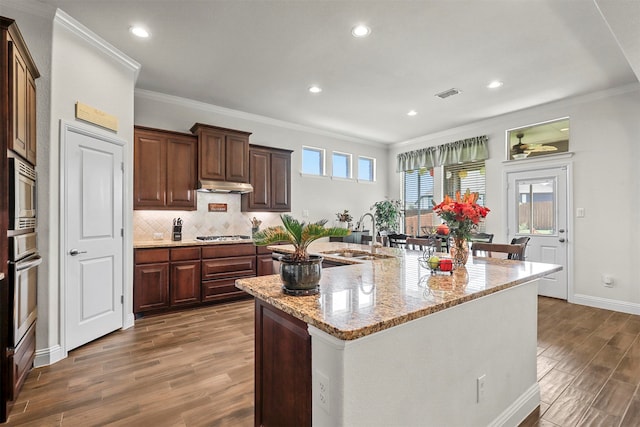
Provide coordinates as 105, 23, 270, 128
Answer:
195, 235, 252, 242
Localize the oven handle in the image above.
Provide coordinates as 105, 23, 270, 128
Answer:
15, 255, 43, 271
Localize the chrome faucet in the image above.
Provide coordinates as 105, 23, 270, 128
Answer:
358, 213, 379, 253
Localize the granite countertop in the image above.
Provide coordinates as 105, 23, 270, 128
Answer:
134, 239, 256, 249
235, 241, 562, 341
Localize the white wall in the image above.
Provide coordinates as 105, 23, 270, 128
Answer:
389, 85, 640, 311
39, 9, 138, 364
134, 91, 390, 232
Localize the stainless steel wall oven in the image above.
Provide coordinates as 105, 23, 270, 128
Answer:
8, 157, 37, 230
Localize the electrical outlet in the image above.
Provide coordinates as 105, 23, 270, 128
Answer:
302, 209, 310, 218
602, 274, 614, 287
317, 370, 330, 412
477, 374, 486, 403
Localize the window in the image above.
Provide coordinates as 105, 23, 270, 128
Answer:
516, 178, 556, 234
302, 146, 325, 176
358, 156, 375, 181
332, 152, 352, 178
443, 162, 486, 204
403, 168, 435, 237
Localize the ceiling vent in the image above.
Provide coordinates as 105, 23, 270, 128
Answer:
435, 88, 462, 99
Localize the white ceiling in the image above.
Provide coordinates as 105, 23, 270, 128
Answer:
34, 0, 639, 144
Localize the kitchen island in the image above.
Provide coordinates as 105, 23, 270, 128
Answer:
235, 242, 562, 427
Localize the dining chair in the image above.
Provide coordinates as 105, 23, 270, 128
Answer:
406, 237, 440, 251
469, 232, 494, 243
471, 242, 526, 261
387, 233, 409, 248
509, 236, 530, 259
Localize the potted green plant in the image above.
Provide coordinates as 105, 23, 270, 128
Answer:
253, 214, 351, 295
371, 199, 402, 233
335, 209, 353, 229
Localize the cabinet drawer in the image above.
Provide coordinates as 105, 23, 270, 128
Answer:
202, 243, 256, 258
135, 248, 170, 264
170, 246, 200, 261
201, 256, 256, 280
256, 245, 272, 255
202, 277, 247, 302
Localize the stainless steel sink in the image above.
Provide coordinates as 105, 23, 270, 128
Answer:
319, 250, 394, 260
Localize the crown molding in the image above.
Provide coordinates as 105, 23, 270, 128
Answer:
393, 82, 640, 149
54, 9, 141, 81
134, 89, 385, 148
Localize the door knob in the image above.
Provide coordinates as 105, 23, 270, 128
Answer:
558, 238, 566, 243
69, 248, 87, 256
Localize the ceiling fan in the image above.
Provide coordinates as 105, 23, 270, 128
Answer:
511, 132, 558, 159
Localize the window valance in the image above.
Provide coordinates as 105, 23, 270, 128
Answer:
397, 135, 489, 172
396, 146, 437, 172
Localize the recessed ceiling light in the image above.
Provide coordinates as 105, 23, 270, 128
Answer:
351, 24, 371, 38
407, 110, 417, 116
130, 26, 150, 38
487, 80, 503, 89
308, 85, 322, 94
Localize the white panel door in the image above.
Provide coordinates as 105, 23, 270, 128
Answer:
64, 126, 124, 351
507, 167, 568, 299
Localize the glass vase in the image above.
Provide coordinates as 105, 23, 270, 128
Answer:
450, 237, 469, 267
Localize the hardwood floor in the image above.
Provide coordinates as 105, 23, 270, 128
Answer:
5, 297, 640, 426
5, 300, 255, 427
522, 297, 640, 426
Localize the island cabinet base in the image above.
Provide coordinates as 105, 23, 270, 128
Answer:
255, 299, 312, 427
309, 280, 541, 427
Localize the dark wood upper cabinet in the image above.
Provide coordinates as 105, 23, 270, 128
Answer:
4, 18, 39, 166
242, 145, 292, 212
134, 126, 197, 210
191, 123, 250, 184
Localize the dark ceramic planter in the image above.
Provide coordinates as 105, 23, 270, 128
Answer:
279, 255, 323, 296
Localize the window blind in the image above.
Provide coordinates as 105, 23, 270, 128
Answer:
443, 162, 486, 205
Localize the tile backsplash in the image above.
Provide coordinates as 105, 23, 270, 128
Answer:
133, 192, 281, 241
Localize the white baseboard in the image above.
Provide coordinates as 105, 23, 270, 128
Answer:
34, 344, 65, 367
489, 382, 540, 427
123, 312, 135, 329
572, 294, 640, 315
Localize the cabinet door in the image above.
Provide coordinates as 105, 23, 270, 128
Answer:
134, 130, 167, 209
134, 262, 170, 312
255, 299, 312, 427
199, 129, 226, 181
166, 135, 197, 209
26, 71, 37, 165
226, 133, 249, 182
270, 151, 291, 211
10, 43, 28, 160
170, 260, 201, 306
246, 148, 271, 211
257, 254, 274, 276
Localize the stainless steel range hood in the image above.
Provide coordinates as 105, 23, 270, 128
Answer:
197, 180, 253, 194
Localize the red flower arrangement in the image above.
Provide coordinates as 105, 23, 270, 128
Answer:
432, 190, 490, 241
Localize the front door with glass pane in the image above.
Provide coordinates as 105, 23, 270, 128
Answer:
507, 167, 568, 299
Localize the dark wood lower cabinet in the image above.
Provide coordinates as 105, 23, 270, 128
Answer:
134, 244, 259, 316
134, 262, 170, 312
257, 254, 274, 276
170, 261, 201, 306
255, 299, 311, 427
